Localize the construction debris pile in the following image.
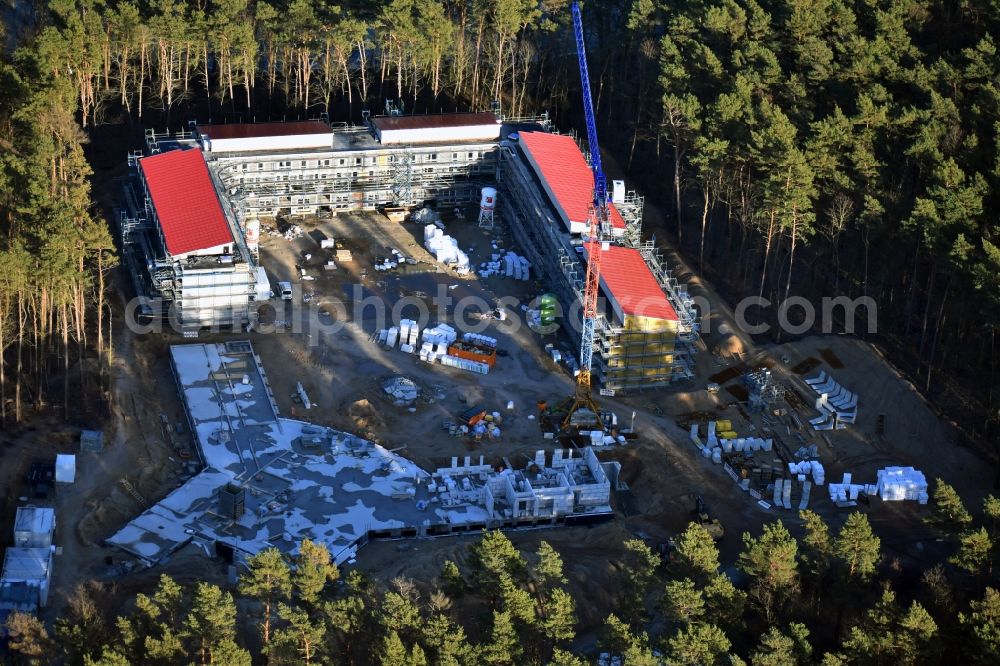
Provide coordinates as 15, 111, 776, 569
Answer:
267, 223, 304, 241
374, 248, 411, 272
805, 371, 858, 429
442, 405, 504, 441
382, 376, 420, 406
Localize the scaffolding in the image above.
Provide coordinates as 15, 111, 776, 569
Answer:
204, 137, 498, 218
499, 139, 698, 391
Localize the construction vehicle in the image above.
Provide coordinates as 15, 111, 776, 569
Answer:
693, 495, 725, 541
658, 495, 725, 565
558, 0, 609, 434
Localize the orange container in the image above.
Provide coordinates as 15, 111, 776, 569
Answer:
447, 342, 497, 368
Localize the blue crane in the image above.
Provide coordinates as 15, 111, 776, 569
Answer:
571, 1, 608, 215
562, 0, 607, 431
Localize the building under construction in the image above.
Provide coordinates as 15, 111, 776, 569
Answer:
498, 131, 697, 390
117, 110, 695, 388
118, 112, 537, 328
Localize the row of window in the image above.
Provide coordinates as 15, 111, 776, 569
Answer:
233, 151, 491, 172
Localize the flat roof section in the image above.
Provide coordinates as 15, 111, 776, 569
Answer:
372, 111, 499, 131
14, 507, 54, 536
586, 243, 678, 321
139, 149, 234, 256
1, 548, 51, 580
516, 131, 625, 230
196, 120, 332, 140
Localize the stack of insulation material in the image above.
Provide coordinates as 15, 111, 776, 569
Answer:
706, 421, 718, 448
478, 251, 531, 280
785, 460, 826, 486
876, 466, 928, 502
398, 319, 418, 353
419, 324, 457, 363
424, 225, 469, 270
827, 472, 868, 503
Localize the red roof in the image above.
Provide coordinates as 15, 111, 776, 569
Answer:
373, 112, 499, 131
140, 149, 233, 256
517, 132, 625, 229
196, 120, 331, 140
585, 243, 678, 321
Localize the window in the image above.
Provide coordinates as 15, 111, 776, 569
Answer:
355, 157, 362, 165
368, 170, 374, 177
430, 153, 437, 161
324, 159, 330, 166
339, 158, 345, 165
453, 153, 458, 159
301, 160, 307, 167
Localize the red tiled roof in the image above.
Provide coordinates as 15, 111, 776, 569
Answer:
140, 149, 233, 256
585, 242, 678, 321
517, 131, 625, 229
373, 112, 499, 131
196, 120, 331, 140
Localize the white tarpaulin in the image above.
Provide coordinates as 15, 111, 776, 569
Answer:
55, 454, 76, 483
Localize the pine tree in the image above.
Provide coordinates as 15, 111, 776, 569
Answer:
83, 647, 131, 666
239, 547, 292, 645
182, 582, 242, 665
379, 630, 408, 666
750, 623, 812, 666
292, 538, 338, 606
617, 538, 660, 624
469, 530, 526, 602
270, 603, 326, 665
951, 527, 993, 576
481, 610, 521, 665
601, 614, 657, 665
442, 559, 465, 596
665, 622, 732, 666
661, 578, 705, 626
673, 521, 721, 581
929, 479, 973, 532
843, 587, 938, 664
959, 587, 1000, 663
834, 512, 881, 582
703, 573, 746, 634
738, 521, 800, 623
535, 540, 568, 588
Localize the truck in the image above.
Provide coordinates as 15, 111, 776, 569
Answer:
278, 281, 293, 300
254, 267, 273, 300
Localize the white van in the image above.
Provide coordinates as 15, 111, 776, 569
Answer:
278, 281, 293, 300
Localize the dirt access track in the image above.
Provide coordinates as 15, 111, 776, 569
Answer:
9, 206, 994, 630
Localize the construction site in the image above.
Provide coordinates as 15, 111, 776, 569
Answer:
2, 6, 996, 653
